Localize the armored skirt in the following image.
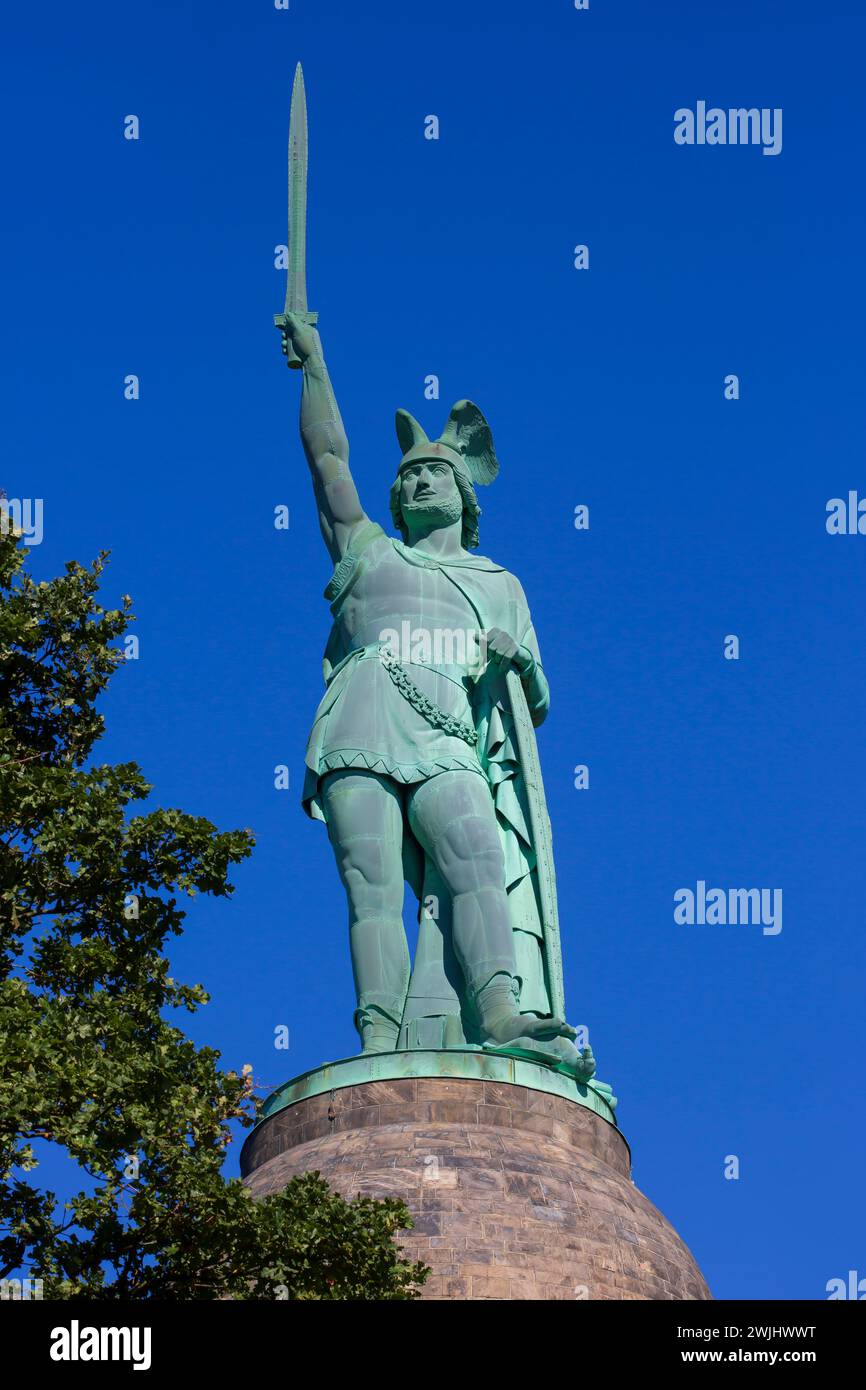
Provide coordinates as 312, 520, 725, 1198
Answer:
302, 646, 485, 809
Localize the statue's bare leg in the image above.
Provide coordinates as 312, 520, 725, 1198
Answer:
407, 770, 594, 1078
321, 769, 409, 1053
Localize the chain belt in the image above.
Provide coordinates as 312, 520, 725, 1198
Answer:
377, 648, 478, 747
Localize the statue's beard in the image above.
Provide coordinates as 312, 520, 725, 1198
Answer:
402, 494, 464, 530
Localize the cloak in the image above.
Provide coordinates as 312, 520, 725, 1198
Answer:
394, 550, 565, 1047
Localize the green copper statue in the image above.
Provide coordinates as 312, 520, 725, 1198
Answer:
276, 67, 595, 1083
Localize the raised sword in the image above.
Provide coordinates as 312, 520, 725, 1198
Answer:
274, 63, 318, 368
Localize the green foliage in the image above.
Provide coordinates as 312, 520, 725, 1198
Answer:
0, 531, 427, 1299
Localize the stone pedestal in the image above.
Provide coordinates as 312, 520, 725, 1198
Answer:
241, 1054, 711, 1301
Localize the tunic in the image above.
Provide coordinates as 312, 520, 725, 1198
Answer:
302, 521, 544, 823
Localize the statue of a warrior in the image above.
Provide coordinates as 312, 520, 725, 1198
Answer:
280, 309, 595, 1083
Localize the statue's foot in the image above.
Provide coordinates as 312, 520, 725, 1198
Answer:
475, 974, 578, 1048
355, 1007, 400, 1054
485, 1034, 597, 1082
553, 1040, 596, 1081
482, 1011, 577, 1047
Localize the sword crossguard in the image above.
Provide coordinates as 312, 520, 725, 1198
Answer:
274, 310, 319, 370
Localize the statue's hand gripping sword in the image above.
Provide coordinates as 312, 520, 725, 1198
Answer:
275, 63, 317, 368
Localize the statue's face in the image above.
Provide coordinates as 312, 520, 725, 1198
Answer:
399, 461, 463, 531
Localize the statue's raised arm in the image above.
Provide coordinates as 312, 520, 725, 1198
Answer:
280, 311, 368, 563
274, 64, 367, 562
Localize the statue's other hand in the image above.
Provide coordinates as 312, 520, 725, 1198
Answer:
281, 310, 321, 363
484, 628, 532, 675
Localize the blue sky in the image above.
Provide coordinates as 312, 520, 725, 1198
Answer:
4, 0, 865, 1300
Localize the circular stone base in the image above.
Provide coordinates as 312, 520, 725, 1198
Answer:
241, 1071, 711, 1301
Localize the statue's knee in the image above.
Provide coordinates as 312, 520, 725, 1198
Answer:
340, 844, 403, 914
436, 818, 504, 893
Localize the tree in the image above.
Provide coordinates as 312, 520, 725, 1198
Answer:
0, 527, 427, 1299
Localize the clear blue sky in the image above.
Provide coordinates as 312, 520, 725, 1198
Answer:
5, 0, 865, 1300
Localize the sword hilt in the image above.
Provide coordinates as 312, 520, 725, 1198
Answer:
274, 310, 319, 370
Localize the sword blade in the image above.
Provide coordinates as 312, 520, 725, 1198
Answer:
284, 62, 309, 315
